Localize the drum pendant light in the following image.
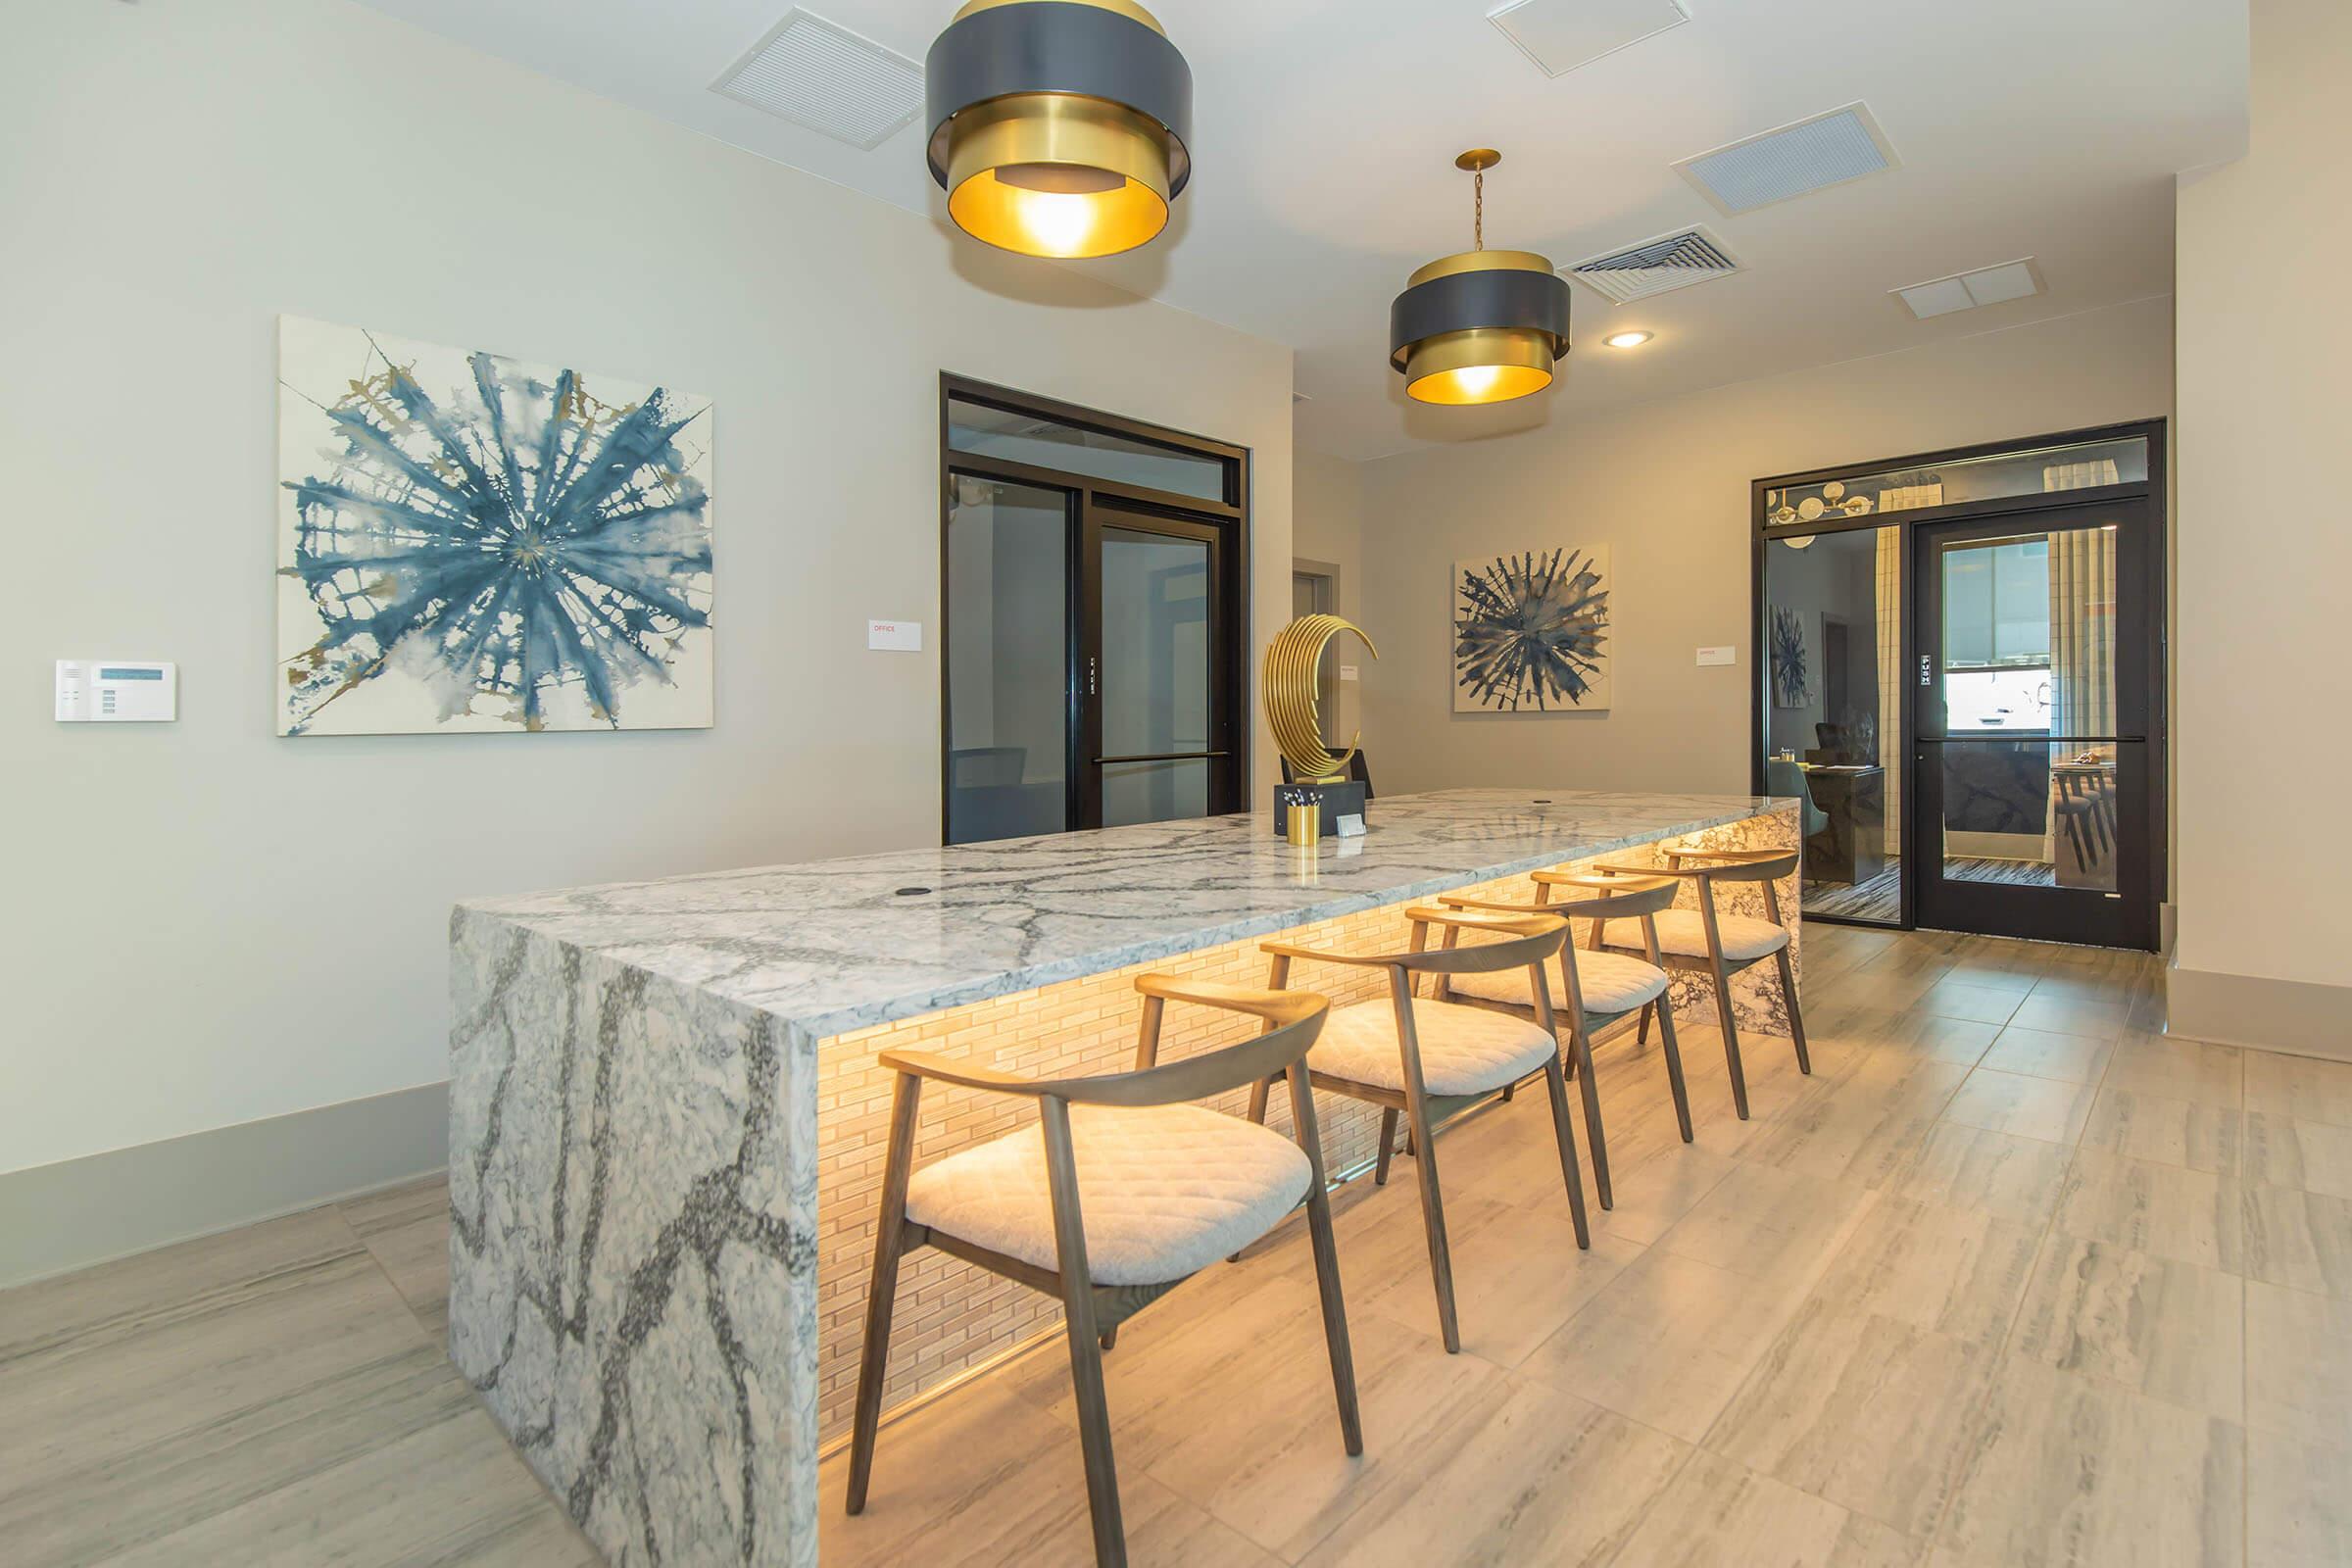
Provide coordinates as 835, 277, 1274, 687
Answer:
1390, 151, 1572, 406
924, 0, 1194, 260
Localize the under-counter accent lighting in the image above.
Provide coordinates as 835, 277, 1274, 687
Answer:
1390, 150, 1572, 407
1601, 330, 1653, 349
924, 0, 1193, 259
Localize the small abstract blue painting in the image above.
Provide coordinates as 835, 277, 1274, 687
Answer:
276, 317, 713, 736
1768, 605, 1815, 709
1452, 546, 1612, 712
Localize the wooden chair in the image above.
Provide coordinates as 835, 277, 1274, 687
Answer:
1588, 848, 1807, 1120
1250, 908, 1589, 1354
1429, 872, 1691, 1209
846, 977, 1360, 1568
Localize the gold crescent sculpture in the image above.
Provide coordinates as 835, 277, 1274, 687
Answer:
1263, 614, 1380, 784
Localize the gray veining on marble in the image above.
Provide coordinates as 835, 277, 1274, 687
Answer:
459, 790, 1793, 1040
447, 790, 1793, 1567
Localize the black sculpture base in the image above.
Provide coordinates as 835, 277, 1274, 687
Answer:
1273, 780, 1368, 838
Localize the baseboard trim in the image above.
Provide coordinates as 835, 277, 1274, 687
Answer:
0, 1082, 449, 1291
2167, 965, 2352, 1063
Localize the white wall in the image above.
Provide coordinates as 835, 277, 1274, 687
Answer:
0, 0, 1292, 1175
1345, 298, 2176, 797
2174, 0, 2352, 996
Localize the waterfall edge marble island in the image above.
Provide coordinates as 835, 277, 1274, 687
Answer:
446, 789, 1800, 1567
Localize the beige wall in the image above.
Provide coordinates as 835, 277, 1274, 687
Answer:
1292, 448, 1368, 746
2173, 0, 2352, 1017
1, 0, 1292, 1174
1343, 297, 2176, 798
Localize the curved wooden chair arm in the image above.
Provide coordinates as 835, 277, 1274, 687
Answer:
1538, 878, 1679, 922
1659, 847, 1798, 883
1132, 975, 1325, 1028
1399, 906, 1563, 938
885, 993, 1334, 1108
1592, 859, 1710, 881
1433, 893, 1547, 914
1259, 940, 1394, 969
877, 1049, 1051, 1098
1533, 869, 1677, 896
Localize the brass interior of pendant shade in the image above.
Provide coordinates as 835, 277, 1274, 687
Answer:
944, 94, 1172, 259
1263, 614, 1380, 783
1403, 326, 1556, 406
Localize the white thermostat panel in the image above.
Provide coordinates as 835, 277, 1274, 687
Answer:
56, 661, 177, 722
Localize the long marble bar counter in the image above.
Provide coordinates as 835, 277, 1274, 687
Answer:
447, 788, 1799, 1566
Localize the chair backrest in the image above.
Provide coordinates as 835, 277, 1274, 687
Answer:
1071, 979, 1331, 1107
1527, 871, 1680, 923
1394, 908, 1566, 975
1665, 848, 1798, 883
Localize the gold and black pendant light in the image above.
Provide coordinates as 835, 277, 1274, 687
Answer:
1390, 151, 1572, 405
924, 0, 1193, 259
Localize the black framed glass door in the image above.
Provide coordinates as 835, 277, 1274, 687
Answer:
1911, 500, 2160, 949
1080, 505, 1239, 828
942, 376, 1249, 846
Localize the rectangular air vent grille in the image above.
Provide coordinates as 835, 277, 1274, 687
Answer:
1893, 258, 2044, 319
1674, 103, 1898, 216
712, 9, 924, 151
1566, 227, 1742, 304
1488, 0, 1690, 79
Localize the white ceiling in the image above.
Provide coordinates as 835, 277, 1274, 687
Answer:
356, 0, 2246, 462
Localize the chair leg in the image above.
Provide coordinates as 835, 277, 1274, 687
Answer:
1040, 1099, 1124, 1568
1638, 1002, 1653, 1046
1654, 997, 1693, 1143
1286, 1062, 1362, 1455
1707, 954, 1751, 1119
1373, 1106, 1399, 1187
1539, 1053, 1592, 1249
1500, 1081, 1515, 1102
1567, 1024, 1611, 1210
1400, 1082, 1460, 1353
1774, 945, 1811, 1075
847, 1071, 922, 1515
1100, 1328, 1117, 1351
1245, 1075, 1271, 1127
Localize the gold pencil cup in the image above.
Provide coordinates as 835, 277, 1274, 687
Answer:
1287, 801, 1322, 849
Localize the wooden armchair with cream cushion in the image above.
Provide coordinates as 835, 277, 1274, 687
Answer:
1249, 908, 1589, 1355
1588, 847, 1808, 1120
846, 977, 1359, 1568
1431, 872, 1691, 1210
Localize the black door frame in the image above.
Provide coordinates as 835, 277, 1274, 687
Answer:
1910, 501, 2161, 950
939, 373, 1251, 845
1749, 417, 2168, 944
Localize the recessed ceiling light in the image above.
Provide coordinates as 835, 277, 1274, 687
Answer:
1602, 330, 1653, 349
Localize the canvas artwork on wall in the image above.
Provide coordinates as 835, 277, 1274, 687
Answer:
1451, 547, 1612, 712
1769, 605, 1817, 709
275, 317, 714, 736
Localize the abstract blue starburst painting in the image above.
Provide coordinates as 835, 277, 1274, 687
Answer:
1768, 605, 1815, 709
1452, 547, 1612, 712
276, 317, 713, 736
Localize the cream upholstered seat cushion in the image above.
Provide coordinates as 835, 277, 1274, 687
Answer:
1308, 999, 1559, 1097
1602, 907, 1788, 961
1446, 950, 1669, 1016
903, 1103, 1311, 1287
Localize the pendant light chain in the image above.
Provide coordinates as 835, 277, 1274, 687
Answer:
1473, 166, 1484, 251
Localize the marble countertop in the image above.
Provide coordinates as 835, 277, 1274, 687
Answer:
460, 789, 1792, 1040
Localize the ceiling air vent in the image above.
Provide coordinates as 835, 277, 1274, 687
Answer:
1674, 103, 1899, 216
711, 9, 925, 151
1565, 226, 1742, 304
1488, 0, 1690, 78
1893, 258, 2045, 319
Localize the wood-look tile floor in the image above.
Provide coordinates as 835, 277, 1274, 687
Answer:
7, 927, 2350, 1566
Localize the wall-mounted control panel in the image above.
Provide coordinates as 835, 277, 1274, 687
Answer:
56, 661, 177, 722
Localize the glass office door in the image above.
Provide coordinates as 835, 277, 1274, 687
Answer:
1081, 505, 1238, 828
1911, 500, 2159, 949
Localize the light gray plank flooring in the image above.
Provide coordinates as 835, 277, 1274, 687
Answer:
8, 926, 2350, 1565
